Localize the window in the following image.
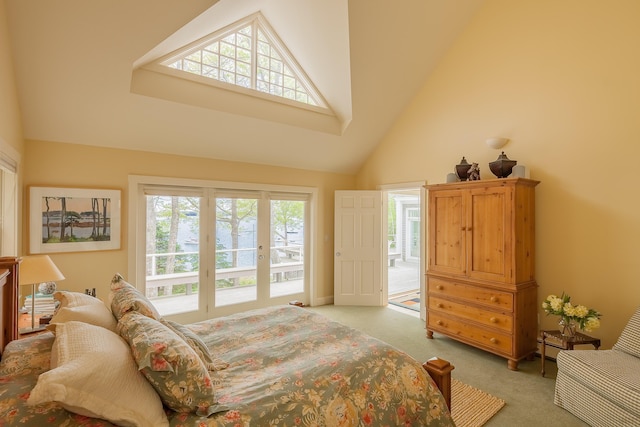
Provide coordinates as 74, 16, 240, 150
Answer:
159, 13, 325, 109
129, 176, 315, 322
0, 144, 19, 257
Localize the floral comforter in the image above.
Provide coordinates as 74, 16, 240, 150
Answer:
0, 305, 453, 426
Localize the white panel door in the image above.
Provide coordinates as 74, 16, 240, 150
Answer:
334, 191, 383, 306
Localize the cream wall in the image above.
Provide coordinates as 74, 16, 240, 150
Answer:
0, 0, 22, 153
0, 0, 24, 256
357, 0, 640, 349
24, 140, 355, 306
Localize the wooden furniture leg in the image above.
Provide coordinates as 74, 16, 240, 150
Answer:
541, 333, 546, 376
423, 358, 455, 410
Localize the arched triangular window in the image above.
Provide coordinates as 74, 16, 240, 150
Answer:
158, 12, 325, 109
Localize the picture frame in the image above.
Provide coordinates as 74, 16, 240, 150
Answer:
29, 186, 121, 254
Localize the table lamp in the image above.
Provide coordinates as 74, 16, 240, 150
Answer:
19, 255, 65, 333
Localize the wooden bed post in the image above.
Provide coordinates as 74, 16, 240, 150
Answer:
423, 358, 454, 410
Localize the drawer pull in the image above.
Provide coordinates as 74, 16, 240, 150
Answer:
490, 337, 497, 344
489, 317, 498, 323
436, 320, 443, 326
437, 303, 444, 308
436, 285, 443, 290
490, 296, 498, 303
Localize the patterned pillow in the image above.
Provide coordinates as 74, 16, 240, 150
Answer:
109, 273, 160, 320
117, 311, 224, 416
160, 318, 229, 371
613, 306, 640, 358
51, 291, 117, 331
27, 321, 169, 427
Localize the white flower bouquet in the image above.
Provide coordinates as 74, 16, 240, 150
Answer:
542, 293, 601, 332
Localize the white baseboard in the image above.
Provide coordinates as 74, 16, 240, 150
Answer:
311, 296, 334, 306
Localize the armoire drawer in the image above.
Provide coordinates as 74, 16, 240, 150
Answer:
428, 296, 513, 333
427, 312, 513, 355
428, 277, 513, 311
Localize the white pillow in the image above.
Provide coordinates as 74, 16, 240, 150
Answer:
51, 305, 117, 332
27, 321, 169, 427
53, 290, 102, 309
51, 291, 117, 331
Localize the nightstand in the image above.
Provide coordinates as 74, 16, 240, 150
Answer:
539, 329, 601, 376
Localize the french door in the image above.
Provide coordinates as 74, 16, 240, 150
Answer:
213, 193, 260, 308
137, 182, 310, 323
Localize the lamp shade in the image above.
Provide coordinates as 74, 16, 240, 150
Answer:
19, 255, 65, 286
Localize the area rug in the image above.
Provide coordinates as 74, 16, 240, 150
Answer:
451, 379, 505, 427
389, 291, 420, 312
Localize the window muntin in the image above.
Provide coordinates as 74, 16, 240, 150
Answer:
162, 13, 323, 108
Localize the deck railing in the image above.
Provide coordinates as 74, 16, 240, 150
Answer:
145, 245, 303, 298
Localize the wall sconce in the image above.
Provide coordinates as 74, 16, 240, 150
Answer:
19, 255, 65, 333
486, 137, 509, 149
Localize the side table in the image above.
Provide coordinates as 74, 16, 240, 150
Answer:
539, 329, 601, 376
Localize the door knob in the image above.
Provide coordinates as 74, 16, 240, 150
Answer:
335, 252, 341, 257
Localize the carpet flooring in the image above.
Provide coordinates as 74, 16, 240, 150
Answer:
389, 291, 420, 312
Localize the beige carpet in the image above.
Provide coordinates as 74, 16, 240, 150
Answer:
451, 379, 505, 427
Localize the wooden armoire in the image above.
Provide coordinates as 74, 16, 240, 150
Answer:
425, 177, 539, 370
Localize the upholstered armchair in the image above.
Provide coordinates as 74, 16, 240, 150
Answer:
554, 306, 640, 426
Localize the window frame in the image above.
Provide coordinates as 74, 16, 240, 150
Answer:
152, 12, 330, 113
0, 139, 20, 257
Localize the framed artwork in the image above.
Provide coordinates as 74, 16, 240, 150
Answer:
29, 186, 121, 254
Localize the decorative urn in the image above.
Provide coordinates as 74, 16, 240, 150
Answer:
489, 152, 517, 178
455, 157, 472, 181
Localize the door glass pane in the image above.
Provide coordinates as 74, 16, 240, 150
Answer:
145, 195, 200, 316
215, 197, 258, 307
408, 208, 420, 258
270, 199, 305, 298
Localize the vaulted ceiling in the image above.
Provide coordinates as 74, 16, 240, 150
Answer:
6, 0, 484, 174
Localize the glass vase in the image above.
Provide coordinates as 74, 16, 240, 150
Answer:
559, 318, 577, 337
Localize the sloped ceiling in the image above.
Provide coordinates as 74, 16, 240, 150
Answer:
6, 0, 484, 174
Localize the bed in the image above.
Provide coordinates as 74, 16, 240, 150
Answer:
0, 273, 454, 426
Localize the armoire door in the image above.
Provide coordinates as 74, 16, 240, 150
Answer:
428, 189, 467, 277
466, 186, 513, 283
